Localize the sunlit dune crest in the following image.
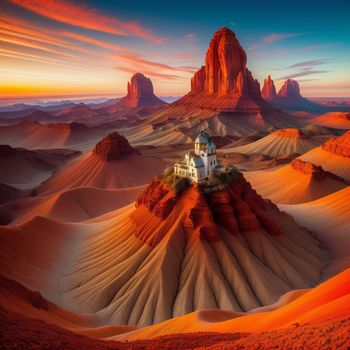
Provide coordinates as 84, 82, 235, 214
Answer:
300, 131, 350, 181
223, 128, 322, 157
280, 186, 350, 277
245, 159, 347, 204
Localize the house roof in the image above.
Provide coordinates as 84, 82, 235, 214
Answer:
187, 151, 204, 167
195, 130, 211, 144
195, 130, 216, 150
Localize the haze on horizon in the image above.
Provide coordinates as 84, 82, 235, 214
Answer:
1, 0, 349, 100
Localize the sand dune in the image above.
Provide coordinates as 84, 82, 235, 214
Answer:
300, 148, 350, 181
223, 129, 322, 157
280, 186, 350, 277
10, 186, 145, 225
120, 102, 302, 146
114, 268, 350, 340
0, 174, 327, 327
311, 112, 350, 129
245, 159, 347, 204
36, 152, 167, 196
0, 276, 137, 340
0, 276, 98, 330
0, 121, 108, 151
0, 145, 79, 189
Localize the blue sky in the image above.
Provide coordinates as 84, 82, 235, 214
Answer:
1, 0, 349, 97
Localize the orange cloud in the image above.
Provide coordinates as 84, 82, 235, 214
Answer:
117, 66, 182, 80
0, 15, 108, 58
60, 31, 126, 52
112, 53, 196, 82
9, 0, 164, 43
0, 15, 68, 46
115, 53, 196, 73
0, 48, 93, 70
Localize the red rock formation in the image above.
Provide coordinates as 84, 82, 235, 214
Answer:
209, 190, 239, 235
261, 75, 277, 100
277, 79, 301, 97
183, 188, 220, 241
190, 27, 261, 97
135, 179, 176, 219
322, 131, 350, 158
291, 159, 327, 180
274, 128, 308, 139
133, 172, 283, 247
118, 73, 167, 108
190, 66, 206, 93
93, 132, 139, 161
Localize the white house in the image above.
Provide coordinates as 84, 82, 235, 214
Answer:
174, 129, 219, 182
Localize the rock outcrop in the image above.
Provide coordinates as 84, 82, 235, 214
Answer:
118, 73, 167, 108
93, 132, 139, 161
322, 131, 350, 158
133, 172, 283, 247
135, 179, 177, 220
291, 159, 326, 180
274, 128, 308, 139
261, 75, 277, 100
190, 27, 261, 97
277, 79, 301, 97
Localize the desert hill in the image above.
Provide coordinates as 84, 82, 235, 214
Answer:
300, 130, 350, 181
0, 273, 349, 349
114, 268, 350, 341
0, 168, 327, 327
280, 186, 350, 277
310, 111, 350, 129
94, 73, 167, 128
9, 186, 145, 225
223, 128, 322, 157
0, 121, 109, 151
36, 132, 167, 195
120, 28, 301, 146
245, 159, 347, 204
0, 144, 79, 189
54, 103, 102, 123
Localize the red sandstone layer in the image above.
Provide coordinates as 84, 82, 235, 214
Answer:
133, 173, 282, 247
322, 131, 350, 158
274, 128, 308, 139
93, 132, 139, 161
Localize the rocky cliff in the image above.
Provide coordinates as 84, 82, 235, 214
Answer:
190, 27, 261, 97
133, 172, 283, 247
261, 75, 277, 100
277, 79, 301, 98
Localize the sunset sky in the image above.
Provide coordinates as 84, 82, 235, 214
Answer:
1, 0, 349, 101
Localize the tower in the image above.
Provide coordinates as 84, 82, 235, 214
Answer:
194, 130, 217, 177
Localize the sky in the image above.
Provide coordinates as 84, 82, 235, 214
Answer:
1, 0, 350, 101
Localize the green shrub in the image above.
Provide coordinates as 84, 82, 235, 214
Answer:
199, 167, 238, 193
162, 166, 174, 179
171, 177, 189, 193
163, 172, 189, 194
